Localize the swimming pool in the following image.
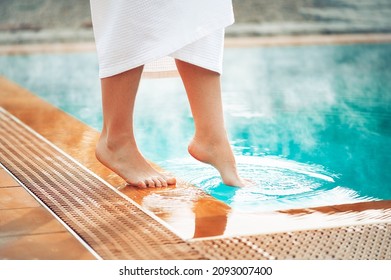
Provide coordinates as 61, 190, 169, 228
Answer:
1, 43, 390, 212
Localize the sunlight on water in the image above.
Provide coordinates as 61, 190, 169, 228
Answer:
161, 155, 374, 212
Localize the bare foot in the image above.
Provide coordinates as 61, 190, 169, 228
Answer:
96, 135, 176, 188
188, 136, 248, 187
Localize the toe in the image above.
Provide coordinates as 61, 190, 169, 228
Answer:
157, 177, 168, 187
152, 177, 162, 188
146, 179, 155, 188
244, 178, 256, 187
166, 176, 176, 185
137, 180, 147, 188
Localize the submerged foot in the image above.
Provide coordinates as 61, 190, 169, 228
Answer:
95, 136, 176, 188
188, 136, 249, 187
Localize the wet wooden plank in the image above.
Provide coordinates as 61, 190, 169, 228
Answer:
0, 232, 96, 260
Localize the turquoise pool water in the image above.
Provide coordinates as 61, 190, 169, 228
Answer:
1, 43, 390, 211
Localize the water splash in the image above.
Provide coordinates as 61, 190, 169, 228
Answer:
160, 155, 373, 212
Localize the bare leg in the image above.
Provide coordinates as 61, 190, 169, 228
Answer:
175, 60, 247, 187
95, 66, 176, 188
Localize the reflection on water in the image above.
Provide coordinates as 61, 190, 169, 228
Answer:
1, 43, 390, 211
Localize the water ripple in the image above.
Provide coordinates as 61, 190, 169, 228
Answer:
160, 155, 373, 212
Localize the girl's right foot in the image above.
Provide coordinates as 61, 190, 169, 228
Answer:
95, 135, 176, 188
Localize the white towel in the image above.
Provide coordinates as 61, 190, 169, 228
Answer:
90, 0, 234, 78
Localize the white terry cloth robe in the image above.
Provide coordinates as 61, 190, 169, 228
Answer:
90, 0, 234, 78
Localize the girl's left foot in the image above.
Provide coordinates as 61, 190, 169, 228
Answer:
188, 135, 249, 187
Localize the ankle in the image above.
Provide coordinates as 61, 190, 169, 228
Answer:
193, 131, 229, 147
98, 132, 136, 151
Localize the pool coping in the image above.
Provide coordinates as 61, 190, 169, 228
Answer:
1, 33, 391, 56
